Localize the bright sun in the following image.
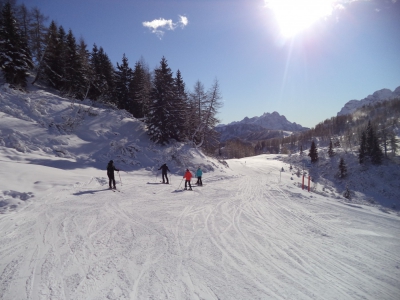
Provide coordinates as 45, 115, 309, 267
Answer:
265, 0, 337, 38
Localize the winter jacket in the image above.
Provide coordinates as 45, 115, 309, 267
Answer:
196, 168, 203, 177
107, 162, 119, 176
183, 170, 192, 181
158, 164, 170, 174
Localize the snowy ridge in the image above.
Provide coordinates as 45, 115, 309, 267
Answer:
337, 86, 400, 116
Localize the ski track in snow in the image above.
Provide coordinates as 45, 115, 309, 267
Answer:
0, 157, 400, 299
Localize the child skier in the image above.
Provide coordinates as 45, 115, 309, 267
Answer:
183, 169, 192, 190
196, 167, 203, 186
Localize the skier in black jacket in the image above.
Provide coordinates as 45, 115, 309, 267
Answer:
107, 160, 119, 189
158, 163, 170, 184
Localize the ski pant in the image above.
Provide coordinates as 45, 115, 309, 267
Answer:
162, 172, 169, 184
196, 176, 202, 186
185, 180, 192, 189
108, 174, 116, 188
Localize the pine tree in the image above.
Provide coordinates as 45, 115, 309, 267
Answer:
139, 58, 152, 117
358, 131, 367, 164
129, 60, 151, 118
88, 44, 114, 103
114, 53, 133, 111
328, 139, 335, 157
98, 46, 115, 103
34, 20, 55, 85
308, 140, 318, 163
0, 2, 33, 88
371, 136, 383, 165
146, 56, 176, 145
41, 22, 65, 90
365, 121, 374, 157
170, 69, 187, 141
390, 134, 398, 156
359, 121, 383, 165
77, 38, 90, 99
88, 43, 101, 100
54, 26, 66, 89
63, 29, 85, 99
338, 157, 347, 178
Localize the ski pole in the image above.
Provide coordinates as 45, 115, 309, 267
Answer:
178, 178, 184, 189
118, 171, 122, 186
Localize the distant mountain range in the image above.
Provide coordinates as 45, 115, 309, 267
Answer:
337, 86, 400, 116
217, 85, 400, 143
216, 111, 309, 142
227, 111, 307, 131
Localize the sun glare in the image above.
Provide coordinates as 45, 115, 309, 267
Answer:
265, 0, 337, 38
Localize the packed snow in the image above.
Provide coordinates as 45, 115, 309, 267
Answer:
1, 84, 400, 299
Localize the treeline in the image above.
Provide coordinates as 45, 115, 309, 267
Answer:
287, 98, 399, 160
221, 98, 400, 164
0, 1, 222, 149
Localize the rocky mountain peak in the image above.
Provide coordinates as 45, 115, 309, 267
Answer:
337, 86, 400, 116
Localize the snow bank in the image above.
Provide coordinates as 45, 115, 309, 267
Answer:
282, 147, 400, 210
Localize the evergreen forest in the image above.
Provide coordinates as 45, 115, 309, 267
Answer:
0, 0, 222, 152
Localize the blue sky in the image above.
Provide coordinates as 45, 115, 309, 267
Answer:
20, 0, 400, 128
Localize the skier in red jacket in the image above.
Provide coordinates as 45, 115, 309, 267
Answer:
183, 169, 192, 190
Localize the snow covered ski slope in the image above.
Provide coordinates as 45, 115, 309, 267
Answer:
1, 155, 399, 299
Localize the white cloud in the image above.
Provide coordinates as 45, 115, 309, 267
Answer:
143, 15, 188, 39
143, 18, 175, 31
179, 15, 188, 27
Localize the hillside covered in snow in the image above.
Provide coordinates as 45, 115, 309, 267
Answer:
0, 83, 223, 171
